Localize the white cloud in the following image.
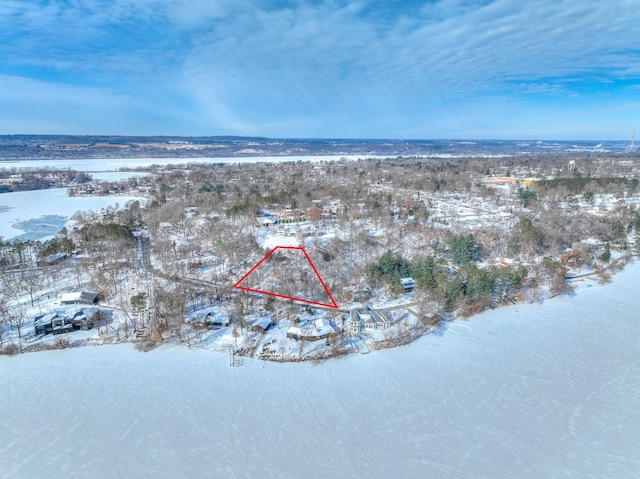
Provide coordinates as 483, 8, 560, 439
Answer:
1, 1, 640, 137
181, 1, 640, 101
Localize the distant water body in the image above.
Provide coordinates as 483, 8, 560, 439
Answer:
0, 139, 634, 173
0, 188, 144, 241
0, 155, 364, 172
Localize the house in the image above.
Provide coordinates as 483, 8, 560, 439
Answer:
51, 316, 74, 335
35, 312, 74, 335
286, 325, 306, 340
68, 307, 96, 330
287, 318, 335, 341
38, 252, 68, 266
206, 312, 231, 328
257, 217, 274, 227
349, 307, 393, 334
349, 308, 370, 334
60, 292, 99, 305
250, 316, 272, 333
399, 277, 415, 292
34, 308, 96, 335
34, 313, 58, 335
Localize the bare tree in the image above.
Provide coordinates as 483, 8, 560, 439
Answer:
6, 304, 28, 353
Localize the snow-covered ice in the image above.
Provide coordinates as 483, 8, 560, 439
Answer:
0, 188, 144, 240
1, 264, 639, 478
0, 155, 363, 172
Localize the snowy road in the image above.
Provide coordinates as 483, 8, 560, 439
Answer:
1, 265, 640, 478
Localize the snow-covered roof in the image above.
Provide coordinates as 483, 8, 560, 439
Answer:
287, 319, 334, 340
61, 292, 84, 303
581, 238, 606, 246
287, 326, 305, 337
35, 313, 59, 325
314, 318, 330, 328
60, 292, 98, 304
311, 319, 334, 338
207, 312, 230, 325
43, 252, 67, 263
253, 316, 272, 330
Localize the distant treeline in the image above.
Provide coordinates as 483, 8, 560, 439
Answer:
0, 168, 92, 193
536, 176, 639, 194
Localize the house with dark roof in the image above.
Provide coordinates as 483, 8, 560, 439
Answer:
60, 292, 99, 305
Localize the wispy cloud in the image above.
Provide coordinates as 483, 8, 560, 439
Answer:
1, 0, 639, 138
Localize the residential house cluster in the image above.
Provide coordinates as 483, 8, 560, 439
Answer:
34, 306, 98, 335
256, 200, 344, 228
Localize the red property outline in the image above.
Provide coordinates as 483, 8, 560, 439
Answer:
233, 246, 338, 309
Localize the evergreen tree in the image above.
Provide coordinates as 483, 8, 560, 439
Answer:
448, 234, 477, 265
444, 277, 464, 311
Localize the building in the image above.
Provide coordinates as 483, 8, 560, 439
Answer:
257, 217, 275, 227
484, 176, 519, 186
60, 292, 99, 305
34, 313, 59, 335
206, 312, 231, 328
399, 277, 415, 292
34, 308, 96, 335
38, 252, 68, 266
250, 316, 273, 333
287, 318, 335, 341
51, 316, 75, 335
349, 307, 393, 334
34, 313, 74, 335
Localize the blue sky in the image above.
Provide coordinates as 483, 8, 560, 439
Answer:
1, 0, 639, 139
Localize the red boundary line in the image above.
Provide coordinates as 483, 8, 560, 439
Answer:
233, 246, 338, 309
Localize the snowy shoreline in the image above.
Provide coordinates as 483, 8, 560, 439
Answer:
1, 261, 639, 478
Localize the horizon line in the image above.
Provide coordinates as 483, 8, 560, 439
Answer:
0, 134, 634, 143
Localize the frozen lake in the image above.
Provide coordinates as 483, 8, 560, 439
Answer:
0, 188, 143, 240
1, 263, 639, 478
0, 155, 360, 172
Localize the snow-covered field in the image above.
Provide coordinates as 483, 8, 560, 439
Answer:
2, 264, 639, 478
0, 188, 144, 240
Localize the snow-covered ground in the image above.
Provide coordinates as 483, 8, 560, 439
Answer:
2, 263, 639, 478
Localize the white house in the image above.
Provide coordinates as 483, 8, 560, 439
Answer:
287, 318, 335, 341
206, 312, 231, 328
257, 217, 274, 227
